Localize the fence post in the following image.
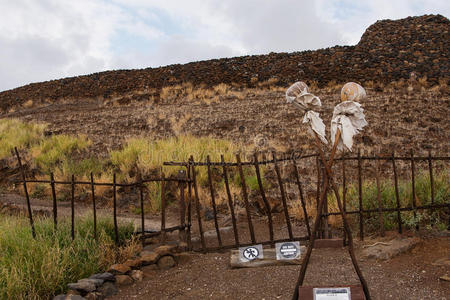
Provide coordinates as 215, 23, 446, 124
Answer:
221, 155, 240, 248
410, 150, 418, 230
428, 151, 435, 224
254, 153, 274, 246
71, 174, 75, 240
428, 151, 435, 205
236, 153, 256, 244
273, 152, 294, 240
292, 158, 311, 237
50, 172, 57, 231
375, 155, 385, 237
190, 156, 206, 252
160, 173, 166, 244
315, 156, 322, 238
342, 155, 347, 245
14, 147, 35, 238
90, 173, 97, 240
113, 173, 119, 245
186, 165, 193, 250
357, 149, 364, 241
392, 152, 402, 234
206, 155, 222, 248
178, 170, 187, 243
139, 174, 145, 247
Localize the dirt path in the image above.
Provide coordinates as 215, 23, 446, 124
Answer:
0, 192, 177, 231
111, 237, 450, 300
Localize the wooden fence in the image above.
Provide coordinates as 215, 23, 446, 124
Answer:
9, 147, 450, 252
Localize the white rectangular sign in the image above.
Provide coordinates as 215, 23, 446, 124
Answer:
313, 287, 351, 300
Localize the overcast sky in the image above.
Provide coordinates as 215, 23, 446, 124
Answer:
0, 0, 448, 92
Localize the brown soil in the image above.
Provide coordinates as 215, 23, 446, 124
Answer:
111, 236, 450, 300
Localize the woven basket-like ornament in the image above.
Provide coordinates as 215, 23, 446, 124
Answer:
340, 82, 366, 102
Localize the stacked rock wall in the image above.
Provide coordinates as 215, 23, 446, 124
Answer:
0, 14, 448, 111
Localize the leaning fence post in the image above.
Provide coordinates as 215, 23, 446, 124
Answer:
236, 153, 256, 244
254, 153, 274, 246
410, 150, 418, 230
190, 155, 206, 252
273, 152, 294, 240
14, 147, 35, 238
221, 155, 240, 248
206, 155, 222, 248
113, 173, 119, 245
90, 172, 97, 240
392, 152, 402, 234
292, 158, 311, 238
71, 174, 75, 240
50, 172, 58, 231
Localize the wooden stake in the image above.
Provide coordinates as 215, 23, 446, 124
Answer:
14, 147, 35, 238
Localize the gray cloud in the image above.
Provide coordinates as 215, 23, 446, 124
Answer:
0, 0, 448, 92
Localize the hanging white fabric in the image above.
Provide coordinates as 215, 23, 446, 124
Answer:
303, 111, 328, 144
331, 101, 368, 152
286, 81, 328, 144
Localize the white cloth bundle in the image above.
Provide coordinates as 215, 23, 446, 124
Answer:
286, 81, 328, 144
331, 101, 368, 152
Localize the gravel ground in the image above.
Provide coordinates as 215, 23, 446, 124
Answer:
111, 236, 449, 300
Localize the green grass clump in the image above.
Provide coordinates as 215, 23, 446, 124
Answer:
0, 214, 137, 299
31, 134, 94, 176
0, 118, 46, 159
111, 135, 244, 182
329, 169, 449, 232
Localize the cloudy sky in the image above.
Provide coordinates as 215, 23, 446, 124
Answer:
0, 0, 448, 92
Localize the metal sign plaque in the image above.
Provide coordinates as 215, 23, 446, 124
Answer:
313, 287, 351, 300
275, 241, 301, 260
239, 244, 263, 262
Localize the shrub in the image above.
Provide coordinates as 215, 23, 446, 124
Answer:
0, 214, 138, 299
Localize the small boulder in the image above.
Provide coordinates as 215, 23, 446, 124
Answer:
140, 252, 159, 265
130, 270, 144, 282
89, 272, 115, 282
157, 255, 176, 270
108, 264, 131, 275
98, 281, 118, 297
67, 281, 96, 294
78, 278, 104, 288
124, 258, 142, 269
115, 275, 133, 286
53, 295, 66, 300
154, 245, 177, 256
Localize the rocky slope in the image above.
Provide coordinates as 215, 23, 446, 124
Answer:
0, 14, 449, 112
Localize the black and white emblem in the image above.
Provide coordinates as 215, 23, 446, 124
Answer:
243, 247, 259, 260
276, 241, 301, 260
239, 244, 263, 262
